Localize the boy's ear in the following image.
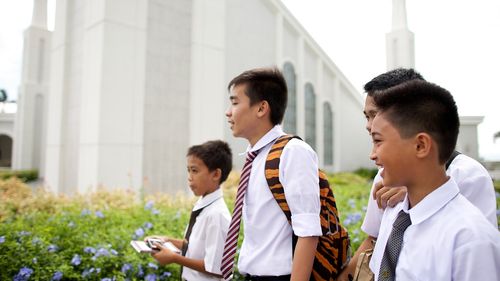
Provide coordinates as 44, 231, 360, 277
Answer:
212, 168, 222, 183
414, 133, 432, 159
256, 100, 270, 118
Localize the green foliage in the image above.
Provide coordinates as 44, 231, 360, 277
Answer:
353, 167, 379, 180
0, 169, 38, 182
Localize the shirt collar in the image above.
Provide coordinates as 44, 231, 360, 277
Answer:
407, 177, 460, 225
193, 187, 223, 211
242, 125, 285, 155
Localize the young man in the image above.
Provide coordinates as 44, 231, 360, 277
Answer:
223, 67, 321, 280
148, 140, 232, 281
369, 80, 500, 280
338, 68, 497, 281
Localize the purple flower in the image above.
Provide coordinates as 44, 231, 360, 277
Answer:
133, 228, 145, 239
152, 209, 160, 215
95, 247, 110, 257
101, 278, 112, 281
143, 222, 153, 230
148, 262, 158, 270
145, 274, 157, 281
110, 249, 118, 255
81, 209, 91, 216
145, 201, 154, 210
160, 271, 172, 280
47, 244, 59, 253
18, 231, 31, 236
0, 236, 4, 243
95, 210, 105, 218
13, 267, 33, 281
31, 237, 42, 245
121, 263, 133, 273
137, 264, 144, 277
84, 246, 96, 254
71, 254, 81, 266
52, 271, 63, 281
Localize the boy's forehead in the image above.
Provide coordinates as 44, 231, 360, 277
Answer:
371, 113, 391, 134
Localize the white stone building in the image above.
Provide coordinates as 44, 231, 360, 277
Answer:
5, 0, 484, 195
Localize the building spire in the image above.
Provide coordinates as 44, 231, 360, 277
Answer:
31, 0, 48, 29
392, 0, 408, 30
386, 0, 415, 70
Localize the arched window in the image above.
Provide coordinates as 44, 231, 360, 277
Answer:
0, 134, 13, 167
304, 83, 316, 150
283, 62, 297, 134
323, 102, 333, 165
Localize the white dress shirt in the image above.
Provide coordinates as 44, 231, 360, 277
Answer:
361, 153, 497, 238
237, 125, 322, 276
183, 188, 230, 281
369, 178, 500, 281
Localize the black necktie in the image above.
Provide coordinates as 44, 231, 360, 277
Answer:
182, 208, 204, 256
378, 210, 412, 281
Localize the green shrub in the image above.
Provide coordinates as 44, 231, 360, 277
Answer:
353, 167, 378, 180
0, 169, 38, 182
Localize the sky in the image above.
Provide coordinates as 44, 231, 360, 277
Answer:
0, 0, 499, 160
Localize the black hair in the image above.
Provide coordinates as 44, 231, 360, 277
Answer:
364, 68, 425, 95
374, 80, 459, 164
228, 67, 288, 125
187, 140, 233, 184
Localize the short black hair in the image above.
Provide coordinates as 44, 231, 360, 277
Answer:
228, 67, 288, 125
364, 68, 424, 96
187, 140, 233, 184
374, 80, 459, 164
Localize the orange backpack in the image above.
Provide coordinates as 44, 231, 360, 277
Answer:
265, 135, 350, 281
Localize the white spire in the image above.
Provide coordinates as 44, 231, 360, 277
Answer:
386, 0, 415, 69
31, 0, 48, 29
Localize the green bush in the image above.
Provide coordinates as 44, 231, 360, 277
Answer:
352, 167, 378, 181
0, 169, 38, 182
0, 172, 375, 280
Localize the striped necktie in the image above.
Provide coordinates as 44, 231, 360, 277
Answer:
378, 210, 412, 281
220, 150, 260, 280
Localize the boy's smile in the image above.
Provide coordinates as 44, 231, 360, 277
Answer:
370, 113, 415, 188
225, 84, 260, 141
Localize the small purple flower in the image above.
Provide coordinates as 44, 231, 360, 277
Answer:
133, 228, 145, 239
0, 236, 4, 243
497, 209, 500, 216
174, 210, 181, 220
13, 267, 33, 281
348, 199, 356, 209
160, 271, 172, 280
31, 237, 42, 245
148, 262, 158, 270
71, 254, 81, 266
52, 271, 63, 281
95, 210, 105, 218
95, 247, 110, 257
137, 264, 144, 277
152, 209, 160, 215
101, 278, 112, 281
143, 222, 153, 230
18, 231, 31, 236
84, 246, 96, 254
145, 200, 154, 210
110, 249, 118, 255
145, 273, 157, 281
121, 263, 133, 274
81, 209, 92, 216
47, 244, 59, 253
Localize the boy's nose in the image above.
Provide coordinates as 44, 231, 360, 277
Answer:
369, 147, 377, 161
225, 107, 231, 117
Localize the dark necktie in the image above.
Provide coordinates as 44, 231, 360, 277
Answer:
181, 208, 203, 256
220, 150, 260, 280
378, 210, 412, 281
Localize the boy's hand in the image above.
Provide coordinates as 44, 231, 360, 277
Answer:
143, 235, 168, 243
372, 181, 407, 209
151, 242, 178, 265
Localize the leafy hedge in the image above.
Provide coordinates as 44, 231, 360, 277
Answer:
0, 169, 38, 182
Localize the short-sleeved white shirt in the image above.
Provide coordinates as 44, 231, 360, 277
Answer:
237, 125, 322, 276
361, 153, 497, 238
183, 188, 230, 281
369, 178, 500, 281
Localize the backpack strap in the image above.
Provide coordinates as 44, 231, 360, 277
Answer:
265, 134, 302, 256
445, 150, 461, 170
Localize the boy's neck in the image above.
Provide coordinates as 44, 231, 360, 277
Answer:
406, 165, 449, 208
248, 123, 274, 147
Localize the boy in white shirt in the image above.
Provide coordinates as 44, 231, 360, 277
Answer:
368, 79, 500, 280
222, 67, 322, 280
148, 140, 232, 281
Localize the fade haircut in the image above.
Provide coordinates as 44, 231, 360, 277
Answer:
373, 80, 459, 164
228, 67, 288, 125
187, 140, 233, 184
364, 68, 425, 96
